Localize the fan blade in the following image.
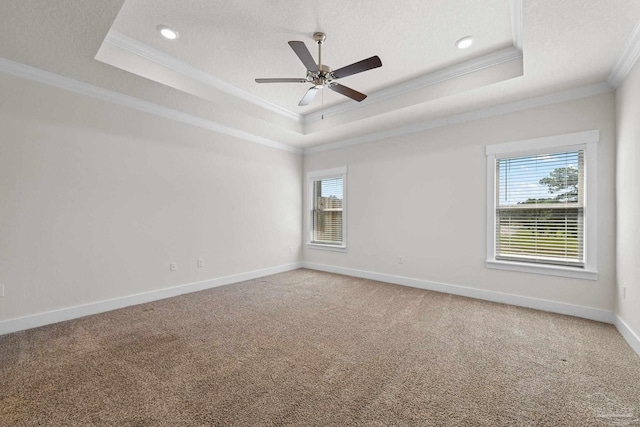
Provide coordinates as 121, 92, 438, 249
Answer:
255, 78, 307, 83
332, 56, 382, 79
298, 87, 319, 106
288, 41, 318, 72
328, 83, 367, 102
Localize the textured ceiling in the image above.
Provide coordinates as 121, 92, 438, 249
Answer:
108, 0, 513, 112
0, 1, 639, 150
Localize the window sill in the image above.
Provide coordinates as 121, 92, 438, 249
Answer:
306, 243, 347, 253
486, 260, 598, 281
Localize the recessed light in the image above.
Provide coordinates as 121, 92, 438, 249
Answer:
456, 36, 474, 49
157, 25, 179, 40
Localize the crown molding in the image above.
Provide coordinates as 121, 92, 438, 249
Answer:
303, 47, 523, 124
607, 17, 640, 88
509, 0, 523, 51
0, 56, 614, 158
0, 57, 302, 154
304, 82, 613, 154
104, 30, 302, 123
106, 0, 523, 128
303, 0, 523, 124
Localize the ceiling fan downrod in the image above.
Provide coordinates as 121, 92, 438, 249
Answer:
313, 32, 329, 87
314, 32, 325, 69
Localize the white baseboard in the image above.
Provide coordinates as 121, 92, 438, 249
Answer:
302, 262, 615, 324
615, 315, 640, 357
0, 262, 302, 336
6, 262, 632, 357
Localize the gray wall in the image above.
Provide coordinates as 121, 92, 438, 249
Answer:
304, 92, 616, 313
0, 72, 302, 322
0, 68, 626, 335
616, 59, 640, 340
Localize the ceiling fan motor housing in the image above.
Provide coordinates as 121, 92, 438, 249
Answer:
309, 64, 332, 86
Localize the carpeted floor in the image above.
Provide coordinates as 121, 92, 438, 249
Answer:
1, 269, 639, 426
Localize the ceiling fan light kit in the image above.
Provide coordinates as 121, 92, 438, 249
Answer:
255, 32, 382, 107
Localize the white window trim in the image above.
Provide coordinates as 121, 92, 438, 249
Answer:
485, 130, 599, 280
307, 167, 347, 251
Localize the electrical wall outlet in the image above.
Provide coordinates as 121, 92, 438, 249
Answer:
0, 284, 4, 298
170, 262, 177, 272
623, 286, 626, 300
398, 256, 404, 264
197, 258, 204, 268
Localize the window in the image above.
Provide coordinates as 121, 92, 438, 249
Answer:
486, 131, 598, 280
307, 167, 347, 250
496, 150, 584, 266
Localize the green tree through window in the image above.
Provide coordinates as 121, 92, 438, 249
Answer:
495, 150, 584, 266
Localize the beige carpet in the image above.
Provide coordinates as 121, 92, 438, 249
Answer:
1, 269, 639, 426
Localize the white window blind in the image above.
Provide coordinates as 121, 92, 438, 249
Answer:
495, 150, 585, 267
311, 177, 344, 245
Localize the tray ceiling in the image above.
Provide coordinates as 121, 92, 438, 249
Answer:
103, 0, 515, 114
0, 1, 639, 150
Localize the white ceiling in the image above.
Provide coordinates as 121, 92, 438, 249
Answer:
0, 1, 639, 151
107, 0, 514, 113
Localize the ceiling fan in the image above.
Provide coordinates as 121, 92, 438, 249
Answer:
255, 32, 382, 106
